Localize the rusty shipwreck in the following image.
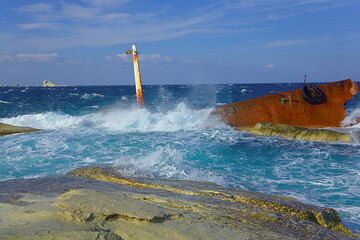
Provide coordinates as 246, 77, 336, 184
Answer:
124, 45, 358, 141
216, 79, 358, 129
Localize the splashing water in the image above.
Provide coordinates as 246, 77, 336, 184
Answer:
0, 102, 219, 132
343, 107, 360, 127
0, 84, 360, 232
80, 93, 105, 100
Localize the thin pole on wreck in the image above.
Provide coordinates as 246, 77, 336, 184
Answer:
126, 44, 144, 107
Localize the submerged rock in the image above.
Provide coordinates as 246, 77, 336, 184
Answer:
0, 122, 38, 136
240, 122, 351, 143
0, 166, 357, 239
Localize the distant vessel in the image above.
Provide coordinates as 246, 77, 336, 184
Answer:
217, 79, 359, 128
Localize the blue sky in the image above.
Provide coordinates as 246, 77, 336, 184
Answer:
0, 0, 359, 85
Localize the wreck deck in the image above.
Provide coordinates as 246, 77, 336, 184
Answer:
217, 79, 358, 128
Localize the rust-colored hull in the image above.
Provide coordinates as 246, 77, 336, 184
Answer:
217, 79, 358, 128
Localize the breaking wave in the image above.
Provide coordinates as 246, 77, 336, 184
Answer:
0, 100, 11, 104
112, 146, 225, 185
80, 93, 105, 100
0, 103, 221, 132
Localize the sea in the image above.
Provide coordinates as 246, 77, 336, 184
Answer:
0, 83, 359, 233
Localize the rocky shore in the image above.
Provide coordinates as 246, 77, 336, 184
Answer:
0, 166, 357, 240
0, 122, 38, 136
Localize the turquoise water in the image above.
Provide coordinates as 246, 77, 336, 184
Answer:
0, 84, 359, 232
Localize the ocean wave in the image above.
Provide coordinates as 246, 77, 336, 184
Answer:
0, 112, 86, 129
112, 146, 225, 184
0, 100, 11, 104
80, 93, 105, 100
240, 88, 253, 93
0, 103, 221, 132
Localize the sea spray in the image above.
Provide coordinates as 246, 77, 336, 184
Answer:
1, 84, 360, 232
0, 112, 86, 130
112, 145, 225, 184
342, 107, 360, 127
0, 103, 221, 132
80, 93, 105, 100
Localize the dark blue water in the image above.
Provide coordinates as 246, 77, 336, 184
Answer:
0, 84, 359, 232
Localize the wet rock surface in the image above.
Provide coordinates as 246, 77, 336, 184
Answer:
240, 122, 351, 143
0, 123, 38, 137
0, 166, 357, 240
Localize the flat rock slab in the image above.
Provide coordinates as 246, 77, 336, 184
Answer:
0, 123, 38, 137
0, 167, 357, 240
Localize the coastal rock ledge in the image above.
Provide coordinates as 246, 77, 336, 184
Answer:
0, 166, 357, 240
0, 122, 38, 136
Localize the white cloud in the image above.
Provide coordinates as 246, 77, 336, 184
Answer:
0, 52, 91, 67
140, 54, 173, 63
0, 52, 58, 63
57, 59, 91, 66
101, 13, 129, 21
84, 0, 128, 7
17, 3, 53, 14
18, 22, 58, 30
265, 63, 275, 69
112, 53, 131, 63
108, 53, 174, 64
7, 0, 354, 50
61, 3, 100, 20
263, 36, 339, 48
16, 53, 58, 63
265, 39, 311, 48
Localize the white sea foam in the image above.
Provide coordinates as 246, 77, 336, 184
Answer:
240, 88, 253, 93
0, 112, 86, 129
112, 146, 225, 184
113, 146, 186, 178
342, 107, 360, 127
80, 93, 105, 100
97, 103, 219, 132
0, 103, 221, 132
0, 100, 11, 104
